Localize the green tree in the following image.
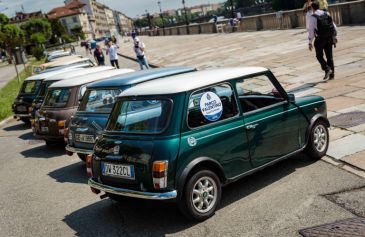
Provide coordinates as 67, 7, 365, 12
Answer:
270, 0, 304, 10
0, 13, 24, 63
49, 19, 68, 44
70, 26, 85, 40
21, 18, 52, 45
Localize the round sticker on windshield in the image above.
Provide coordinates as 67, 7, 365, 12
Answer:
200, 92, 223, 122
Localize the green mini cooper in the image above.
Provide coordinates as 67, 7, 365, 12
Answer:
88, 67, 329, 221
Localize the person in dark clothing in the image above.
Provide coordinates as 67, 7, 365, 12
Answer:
308, 0, 337, 80
93, 45, 105, 66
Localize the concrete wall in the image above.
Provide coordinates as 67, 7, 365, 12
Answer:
143, 0, 365, 36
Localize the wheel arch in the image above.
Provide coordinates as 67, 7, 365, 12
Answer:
176, 157, 226, 200
305, 113, 330, 145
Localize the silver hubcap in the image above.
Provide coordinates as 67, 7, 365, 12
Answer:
191, 176, 217, 213
313, 124, 328, 153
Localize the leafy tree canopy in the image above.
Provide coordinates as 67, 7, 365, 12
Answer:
21, 18, 52, 44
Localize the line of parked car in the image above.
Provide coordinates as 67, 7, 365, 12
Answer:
11, 49, 330, 221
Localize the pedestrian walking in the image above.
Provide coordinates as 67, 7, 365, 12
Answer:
93, 45, 105, 66
133, 37, 149, 70
106, 40, 119, 68
319, 0, 328, 10
308, 0, 337, 80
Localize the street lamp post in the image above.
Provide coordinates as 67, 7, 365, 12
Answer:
145, 9, 152, 30
157, 1, 165, 35
182, 0, 190, 34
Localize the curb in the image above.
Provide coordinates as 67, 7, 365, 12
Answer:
0, 116, 14, 128
117, 53, 160, 68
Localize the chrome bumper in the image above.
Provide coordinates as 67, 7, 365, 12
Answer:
65, 145, 93, 155
14, 114, 30, 118
88, 178, 177, 200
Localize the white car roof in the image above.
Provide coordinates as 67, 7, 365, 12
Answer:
25, 66, 88, 81
49, 68, 135, 88
121, 67, 268, 96
44, 66, 114, 82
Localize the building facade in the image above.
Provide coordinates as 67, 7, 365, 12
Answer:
48, 1, 93, 40
9, 11, 44, 26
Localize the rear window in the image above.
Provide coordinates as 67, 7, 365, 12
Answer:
43, 88, 71, 107
21, 80, 42, 94
79, 89, 121, 113
107, 99, 172, 134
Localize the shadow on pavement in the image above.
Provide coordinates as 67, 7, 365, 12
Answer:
63, 154, 315, 237
18, 131, 35, 140
20, 143, 66, 158
3, 122, 30, 131
48, 161, 88, 184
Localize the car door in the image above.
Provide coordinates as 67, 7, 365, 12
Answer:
178, 82, 252, 179
235, 73, 302, 168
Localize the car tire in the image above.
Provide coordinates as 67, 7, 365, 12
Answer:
77, 153, 87, 162
178, 169, 221, 222
20, 118, 30, 126
305, 120, 329, 159
45, 140, 57, 147
107, 193, 132, 202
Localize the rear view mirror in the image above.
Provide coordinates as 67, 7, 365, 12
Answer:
288, 93, 295, 103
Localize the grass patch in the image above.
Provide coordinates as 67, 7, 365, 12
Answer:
0, 58, 43, 122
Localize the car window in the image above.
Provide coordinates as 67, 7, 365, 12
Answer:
79, 89, 121, 113
235, 74, 285, 113
43, 88, 71, 107
21, 80, 41, 94
188, 83, 238, 128
38, 81, 54, 97
107, 99, 172, 134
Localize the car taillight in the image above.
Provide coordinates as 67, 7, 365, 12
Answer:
64, 128, 68, 142
86, 154, 93, 177
152, 161, 168, 189
58, 120, 66, 135
58, 120, 65, 127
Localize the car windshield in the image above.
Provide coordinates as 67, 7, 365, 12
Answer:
107, 99, 172, 133
43, 88, 71, 107
21, 80, 42, 94
38, 81, 56, 97
79, 89, 121, 113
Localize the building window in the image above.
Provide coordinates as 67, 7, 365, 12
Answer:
72, 16, 77, 23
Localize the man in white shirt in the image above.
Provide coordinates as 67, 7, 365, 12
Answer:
308, 0, 337, 80
133, 37, 149, 70
106, 40, 119, 69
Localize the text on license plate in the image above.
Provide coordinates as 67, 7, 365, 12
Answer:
102, 163, 135, 179
75, 134, 94, 143
17, 105, 27, 112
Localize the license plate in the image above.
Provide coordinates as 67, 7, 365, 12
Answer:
102, 163, 135, 179
75, 134, 95, 143
17, 105, 27, 112
41, 127, 48, 133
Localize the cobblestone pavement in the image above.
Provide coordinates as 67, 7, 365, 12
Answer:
118, 26, 365, 173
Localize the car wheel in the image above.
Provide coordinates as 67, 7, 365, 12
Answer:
77, 153, 87, 162
107, 193, 132, 202
178, 170, 221, 221
20, 118, 30, 126
305, 120, 329, 159
45, 140, 57, 147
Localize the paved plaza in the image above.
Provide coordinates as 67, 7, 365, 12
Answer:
119, 26, 365, 173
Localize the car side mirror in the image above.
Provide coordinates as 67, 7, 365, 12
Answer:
288, 93, 295, 103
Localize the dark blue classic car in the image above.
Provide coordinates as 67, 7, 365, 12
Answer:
66, 67, 196, 161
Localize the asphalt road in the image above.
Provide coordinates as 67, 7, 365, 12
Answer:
0, 64, 26, 89
0, 119, 364, 237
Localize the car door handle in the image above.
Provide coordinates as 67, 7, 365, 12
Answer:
246, 124, 259, 130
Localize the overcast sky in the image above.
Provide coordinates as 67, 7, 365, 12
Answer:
0, 0, 224, 18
